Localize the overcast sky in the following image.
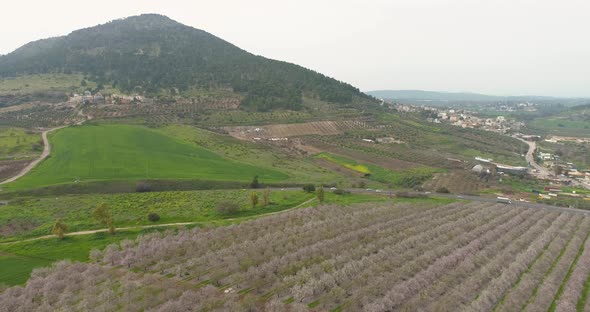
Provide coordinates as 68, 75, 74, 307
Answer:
1, 0, 589, 97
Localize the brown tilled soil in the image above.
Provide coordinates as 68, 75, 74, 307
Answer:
0, 159, 31, 182
225, 120, 371, 140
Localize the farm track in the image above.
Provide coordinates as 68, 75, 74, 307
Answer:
0, 126, 65, 185
0, 196, 317, 245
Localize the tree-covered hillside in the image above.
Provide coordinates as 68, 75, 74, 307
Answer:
0, 14, 371, 111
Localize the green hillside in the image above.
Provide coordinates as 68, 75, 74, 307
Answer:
5, 124, 288, 189
0, 14, 372, 111
529, 104, 590, 137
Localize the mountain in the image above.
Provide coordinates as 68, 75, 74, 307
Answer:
0, 14, 371, 111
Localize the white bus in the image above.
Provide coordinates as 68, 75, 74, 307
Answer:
496, 197, 512, 204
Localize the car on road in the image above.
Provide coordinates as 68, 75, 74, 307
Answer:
330, 187, 337, 190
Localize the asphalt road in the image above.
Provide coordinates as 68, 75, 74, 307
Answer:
274, 187, 590, 216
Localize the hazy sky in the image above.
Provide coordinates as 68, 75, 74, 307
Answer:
1, 0, 589, 97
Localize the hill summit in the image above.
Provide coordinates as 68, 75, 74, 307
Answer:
0, 14, 370, 111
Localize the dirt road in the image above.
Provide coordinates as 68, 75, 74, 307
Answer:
0, 197, 318, 245
0, 126, 65, 185
514, 137, 552, 178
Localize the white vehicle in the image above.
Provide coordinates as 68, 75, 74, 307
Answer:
375, 189, 382, 193
496, 197, 512, 204
330, 187, 337, 190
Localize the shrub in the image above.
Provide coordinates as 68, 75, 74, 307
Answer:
316, 186, 325, 203
148, 213, 160, 222
436, 186, 450, 193
396, 191, 427, 198
216, 201, 240, 214
136, 181, 151, 193
333, 189, 349, 195
303, 184, 316, 193
250, 175, 260, 189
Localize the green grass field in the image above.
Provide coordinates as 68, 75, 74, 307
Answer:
530, 116, 590, 137
315, 152, 441, 187
5, 124, 289, 190
0, 127, 42, 159
0, 229, 155, 286
155, 124, 342, 184
0, 189, 314, 241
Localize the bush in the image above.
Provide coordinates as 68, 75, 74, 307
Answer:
250, 175, 260, 189
396, 191, 427, 198
216, 201, 240, 215
136, 181, 151, 193
147, 213, 160, 222
333, 189, 350, 195
436, 186, 450, 193
303, 184, 316, 193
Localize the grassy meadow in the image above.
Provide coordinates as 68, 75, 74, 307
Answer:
5, 124, 289, 190
0, 189, 312, 241
0, 127, 42, 159
315, 152, 441, 187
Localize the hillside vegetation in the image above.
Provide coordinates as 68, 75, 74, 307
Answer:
0, 14, 372, 111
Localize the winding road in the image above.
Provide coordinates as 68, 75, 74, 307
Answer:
514, 137, 552, 178
0, 126, 65, 185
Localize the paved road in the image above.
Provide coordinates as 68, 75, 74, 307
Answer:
0, 126, 65, 185
513, 137, 552, 178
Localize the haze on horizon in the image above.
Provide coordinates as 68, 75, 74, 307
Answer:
1, 0, 589, 98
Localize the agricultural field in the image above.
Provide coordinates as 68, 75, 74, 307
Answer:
0, 191, 396, 285
2, 201, 590, 311
0, 104, 78, 128
3, 124, 289, 190
423, 170, 491, 194
299, 112, 528, 170
0, 127, 42, 160
315, 152, 440, 188
154, 124, 342, 185
225, 119, 372, 139
530, 116, 590, 138
0, 228, 165, 286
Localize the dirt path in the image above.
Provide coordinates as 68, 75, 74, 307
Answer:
0, 126, 66, 185
0, 197, 318, 245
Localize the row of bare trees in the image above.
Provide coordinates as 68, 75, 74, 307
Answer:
3, 202, 590, 311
